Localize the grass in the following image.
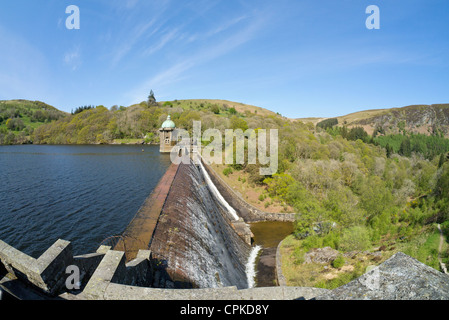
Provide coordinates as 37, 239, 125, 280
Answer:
279, 224, 446, 290
398, 224, 442, 270
160, 99, 279, 118
280, 235, 377, 289
112, 138, 143, 144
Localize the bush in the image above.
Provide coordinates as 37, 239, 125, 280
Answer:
211, 105, 220, 114
264, 173, 294, 200
223, 167, 233, 176
332, 255, 345, 269
293, 247, 305, 265
339, 226, 371, 252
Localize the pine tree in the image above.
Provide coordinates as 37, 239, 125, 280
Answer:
147, 90, 157, 106
399, 138, 412, 157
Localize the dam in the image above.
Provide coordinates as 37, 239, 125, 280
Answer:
0, 151, 296, 299
2, 119, 449, 300
112, 154, 255, 289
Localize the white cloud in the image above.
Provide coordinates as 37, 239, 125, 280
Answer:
125, 13, 267, 104
64, 46, 82, 71
143, 28, 179, 56
110, 19, 158, 66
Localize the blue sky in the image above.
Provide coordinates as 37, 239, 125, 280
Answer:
0, 0, 448, 118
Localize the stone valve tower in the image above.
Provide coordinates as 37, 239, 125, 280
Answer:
159, 115, 177, 153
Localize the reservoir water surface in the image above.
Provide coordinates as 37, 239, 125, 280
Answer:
0, 145, 171, 258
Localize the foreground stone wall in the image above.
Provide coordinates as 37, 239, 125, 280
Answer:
0, 239, 73, 296
2, 239, 449, 300
0, 239, 327, 300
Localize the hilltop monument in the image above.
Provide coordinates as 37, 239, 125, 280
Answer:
159, 115, 177, 153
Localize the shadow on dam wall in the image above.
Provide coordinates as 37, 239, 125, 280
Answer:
144, 160, 252, 290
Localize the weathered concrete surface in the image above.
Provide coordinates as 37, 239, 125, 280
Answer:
115, 163, 179, 261
149, 161, 251, 289
103, 283, 329, 300
315, 252, 449, 300
0, 239, 73, 296
83, 250, 127, 300
276, 239, 288, 287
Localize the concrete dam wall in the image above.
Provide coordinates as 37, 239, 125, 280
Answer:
149, 159, 253, 289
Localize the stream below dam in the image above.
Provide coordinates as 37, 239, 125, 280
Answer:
249, 221, 294, 287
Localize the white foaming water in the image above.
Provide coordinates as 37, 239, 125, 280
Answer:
197, 156, 240, 221
193, 154, 258, 289
246, 245, 262, 288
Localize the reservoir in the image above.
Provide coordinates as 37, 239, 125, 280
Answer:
0, 145, 171, 258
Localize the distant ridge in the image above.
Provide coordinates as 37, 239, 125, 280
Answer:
297, 104, 449, 137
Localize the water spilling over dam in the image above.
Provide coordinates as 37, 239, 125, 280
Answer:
122, 157, 254, 289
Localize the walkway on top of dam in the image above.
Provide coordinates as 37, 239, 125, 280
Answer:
114, 162, 179, 261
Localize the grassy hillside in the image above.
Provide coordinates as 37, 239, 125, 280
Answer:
30, 99, 286, 145
305, 104, 449, 137
0, 100, 67, 144
166, 99, 279, 117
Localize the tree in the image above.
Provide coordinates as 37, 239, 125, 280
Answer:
229, 116, 248, 131
439, 153, 446, 168
211, 104, 220, 114
399, 138, 412, 157
147, 90, 157, 106
317, 118, 338, 130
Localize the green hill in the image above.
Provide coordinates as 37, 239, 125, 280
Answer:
300, 104, 449, 138
30, 99, 285, 145
0, 100, 68, 144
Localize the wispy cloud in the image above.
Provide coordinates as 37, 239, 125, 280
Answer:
110, 19, 158, 66
64, 46, 82, 71
125, 12, 267, 103
107, 0, 173, 67
206, 15, 248, 37
143, 27, 180, 56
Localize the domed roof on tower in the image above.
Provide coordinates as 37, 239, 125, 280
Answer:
161, 115, 176, 129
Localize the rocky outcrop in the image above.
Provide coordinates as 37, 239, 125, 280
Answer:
354, 104, 449, 136
315, 252, 449, 300
304, 247, 340, 264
